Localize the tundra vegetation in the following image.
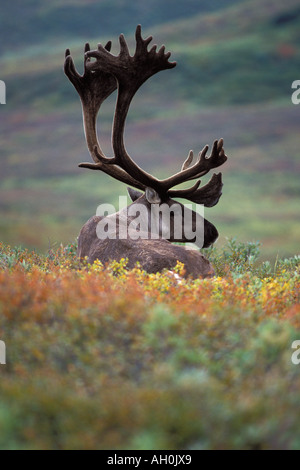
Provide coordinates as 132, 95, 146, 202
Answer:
0, 239, 300, 450
1, 0, 300, 260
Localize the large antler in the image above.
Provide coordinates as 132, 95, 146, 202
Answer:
65, 25, 227, 206
64, 40, 145, 190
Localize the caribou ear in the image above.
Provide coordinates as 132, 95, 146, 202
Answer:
127, 187, 143, 202
145, 187, 161, 204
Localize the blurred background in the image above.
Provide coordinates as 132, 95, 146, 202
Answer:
0, 0, 299, 260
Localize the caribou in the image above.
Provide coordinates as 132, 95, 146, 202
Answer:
64, 25, 227, 279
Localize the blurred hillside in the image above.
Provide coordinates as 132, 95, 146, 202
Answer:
0, 0, 299, 259
0, 0, 247, 54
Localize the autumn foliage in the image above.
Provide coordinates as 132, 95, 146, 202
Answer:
0, 240, 300, 449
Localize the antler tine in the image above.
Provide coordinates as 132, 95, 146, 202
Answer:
135, 24, 153, 56
157, 138, 227, 193
180, 150, 211, 181
169, 173, 224, 207
119, 34, 131, 59
181, 150, 194, 171
165, 139, 226, 207
64, 49, 81, 90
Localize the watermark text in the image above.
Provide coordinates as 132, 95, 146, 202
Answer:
291, 80, 300, 105
0, 340, 6, 365
291, 340, 300, 365
96, 197, 205, 247
0, 80, 6, 104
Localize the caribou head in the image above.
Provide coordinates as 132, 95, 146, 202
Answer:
64, 25, 227, 278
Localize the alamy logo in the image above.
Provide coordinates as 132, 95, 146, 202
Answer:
291, 340, 300, 365
291, 80, 300, 105
96, 197, 205, 247
0, 341, 6, 365
0, 80, 6, 104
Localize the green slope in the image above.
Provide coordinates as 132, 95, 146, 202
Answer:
1, 0, 300, 107
0, 0, 247, 54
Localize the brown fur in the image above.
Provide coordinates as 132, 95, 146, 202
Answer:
78, 215, 214, 279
